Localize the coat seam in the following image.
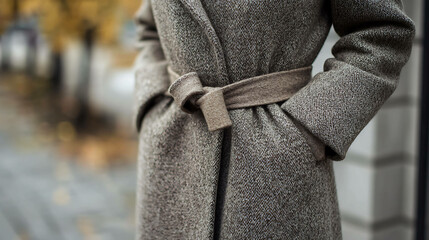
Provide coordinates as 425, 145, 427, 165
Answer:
212, 126, 232, 239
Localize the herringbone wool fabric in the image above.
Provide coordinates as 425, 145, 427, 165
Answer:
133, 0, 415, 239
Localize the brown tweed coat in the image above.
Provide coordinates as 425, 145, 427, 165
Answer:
133, 0, 415, 239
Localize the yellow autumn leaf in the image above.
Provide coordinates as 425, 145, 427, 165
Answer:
0, 0, 14, 34
19, 0, 42, 16
1, 0, 141, 50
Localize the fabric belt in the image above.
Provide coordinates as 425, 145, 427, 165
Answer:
164, 65, 313, 132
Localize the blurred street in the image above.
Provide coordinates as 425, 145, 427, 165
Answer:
0, 74, 137, 240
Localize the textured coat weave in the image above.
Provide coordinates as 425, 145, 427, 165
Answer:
133, 0, 415, 239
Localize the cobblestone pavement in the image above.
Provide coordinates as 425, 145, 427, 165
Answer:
0, 77, 137, 240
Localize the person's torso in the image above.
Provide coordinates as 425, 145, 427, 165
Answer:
151, 0, 332, 87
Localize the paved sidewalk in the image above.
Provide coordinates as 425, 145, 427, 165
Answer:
0, 78, 137, 240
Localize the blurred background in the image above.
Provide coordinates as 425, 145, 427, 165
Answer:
0, 0, 427, 240
0, 0, 140, 239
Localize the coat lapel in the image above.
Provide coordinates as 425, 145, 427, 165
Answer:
179, 0, 230, 84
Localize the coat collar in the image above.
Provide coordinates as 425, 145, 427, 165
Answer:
179, 0, 230, 84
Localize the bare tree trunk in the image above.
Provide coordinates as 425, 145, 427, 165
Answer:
75, 26, 96, 130
50, 50, 62, 92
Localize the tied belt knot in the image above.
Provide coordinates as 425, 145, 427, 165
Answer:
165, 65, 313, 132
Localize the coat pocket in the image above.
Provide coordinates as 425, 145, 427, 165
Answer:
274, 101, 327, 162
287, 113, 327, 162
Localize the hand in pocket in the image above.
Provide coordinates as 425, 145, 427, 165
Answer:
288, 114, 327, 162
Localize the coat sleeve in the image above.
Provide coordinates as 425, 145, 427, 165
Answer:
133, 0, 171, 133
280, 0, 415, 161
